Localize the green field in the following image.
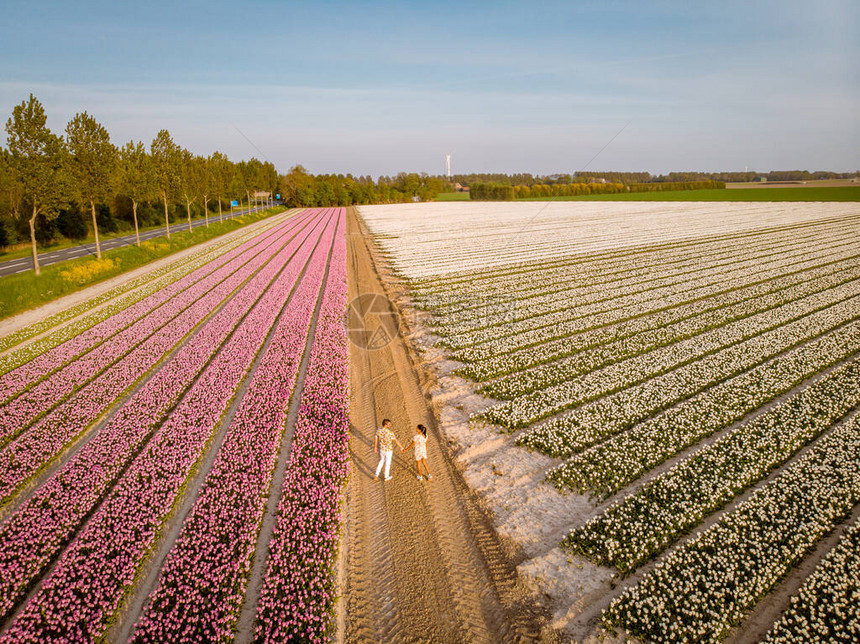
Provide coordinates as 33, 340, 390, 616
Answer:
435, 192, 471, 201
0, 206, 287, 321
519, 187, 860, 202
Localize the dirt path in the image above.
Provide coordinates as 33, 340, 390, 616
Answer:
342, 208, 555, 643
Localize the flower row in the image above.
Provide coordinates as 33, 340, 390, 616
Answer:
0, 210, 293, 374
0, 213, 310, 447
419, 222, 811, 316
763, 515, 860, 643
0, 215, 314, 502
254, 211, 350, 643
481, 270, 860, 399
360, 202, 858, 280
485, 290, 860, 431
427, 226, 853, 334
0, 211, 330, 625
129, 209, 339, 643
407, 212, 860, 299
548, 321, 860, 497
516, 301, 858, 456
563, 357, 860, 573
602, 412, 860, 643
439, 241, 857, 354
457, 258, 858, 381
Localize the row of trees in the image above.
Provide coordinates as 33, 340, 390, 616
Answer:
514, 182, 626, 199
278, 166, 449, 207
470, 182, 516, 200
476, 179, 726, 200
453, 170, 857, 188
1, 94, 280, 274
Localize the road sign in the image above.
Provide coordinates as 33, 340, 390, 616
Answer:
276, 193, 280, 200
230, 200, 239, 208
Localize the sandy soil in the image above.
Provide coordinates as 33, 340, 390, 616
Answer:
341, 207, 557, 643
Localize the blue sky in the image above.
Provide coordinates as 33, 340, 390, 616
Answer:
1, 0, 858, 176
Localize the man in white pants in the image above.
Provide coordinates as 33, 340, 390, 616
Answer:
374, 419, 404, 481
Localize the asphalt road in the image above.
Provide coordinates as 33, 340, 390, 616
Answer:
0, 205, 274, 278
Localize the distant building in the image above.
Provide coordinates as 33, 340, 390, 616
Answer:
754, 176, 768, 183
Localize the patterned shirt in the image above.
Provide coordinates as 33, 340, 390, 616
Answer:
376, 427, 396, 451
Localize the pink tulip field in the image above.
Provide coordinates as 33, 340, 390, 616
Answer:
0, 207, 350, 642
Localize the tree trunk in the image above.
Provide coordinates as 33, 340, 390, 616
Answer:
163, 193, 170, 240
246, 191, 251, 216
132, 200, 140, 247
186, 197, 192, 233
218, 196, 223, 223
203, 196, 209, 227
29, 206, 40, 276
90, 199, 102, 260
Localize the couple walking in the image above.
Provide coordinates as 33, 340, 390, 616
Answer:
373, 418, 433, 481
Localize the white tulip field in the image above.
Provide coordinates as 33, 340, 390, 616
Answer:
360, 201, 860, 642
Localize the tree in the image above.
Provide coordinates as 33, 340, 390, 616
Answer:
198, 154, 213, 227
261, 161, 279, 208
236, 160, 253, 213
178, 148, 199, 233
151, 129, 179, 239
66, 111, 117, 260
5, 94, 69, 274
210, 151, 233, 223
0, 147, 24, 224
281, 165, 316, 207
118, 140, 155, 246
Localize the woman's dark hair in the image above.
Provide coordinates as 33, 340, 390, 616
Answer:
417, 424, 427, 437
382, 419, 391, 427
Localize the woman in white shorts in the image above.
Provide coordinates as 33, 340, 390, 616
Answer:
403, 424, 432, 481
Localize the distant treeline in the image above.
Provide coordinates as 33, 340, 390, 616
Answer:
280, 166, 448, 208
627, 180, 725, 192
469, 182, 516, 200
474, 180, 725, 200
452, 170, 857, 187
